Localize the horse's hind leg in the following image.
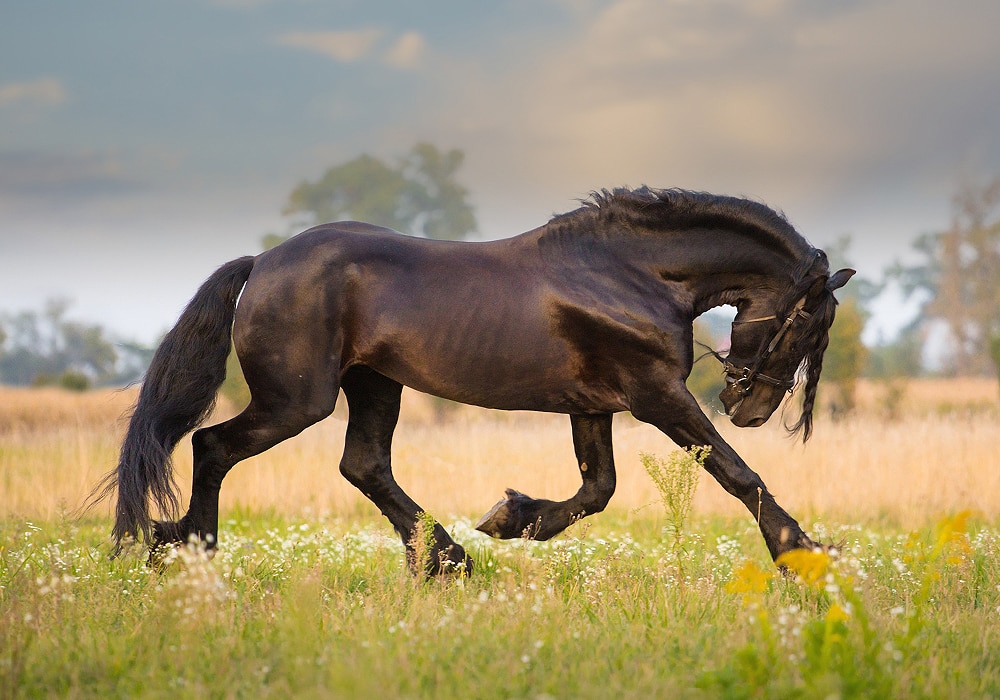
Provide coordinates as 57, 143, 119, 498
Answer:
476, 413, 616, 540
152, 370, 338, 553
339, 366, 472, 576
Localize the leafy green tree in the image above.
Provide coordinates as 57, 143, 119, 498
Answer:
108, 340, 156, 386
265, 142, 477, 249
401, 142, 477, 241
281, 153, 413, 234
821, 296, 868, 417
60, 320, 117, 380
811, 236, 871, 415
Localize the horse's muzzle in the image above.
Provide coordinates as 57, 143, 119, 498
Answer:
719, 379, 746, 416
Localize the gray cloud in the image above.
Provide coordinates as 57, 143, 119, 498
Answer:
0, 150, 145, 201
0, 77, 67, 108
274, 29, 384, 63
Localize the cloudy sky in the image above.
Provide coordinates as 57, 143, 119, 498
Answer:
2, 0, 999, 345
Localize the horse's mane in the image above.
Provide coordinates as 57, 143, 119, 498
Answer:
552, 186, 812, 263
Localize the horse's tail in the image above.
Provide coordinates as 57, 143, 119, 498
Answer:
93, 256, 256, 555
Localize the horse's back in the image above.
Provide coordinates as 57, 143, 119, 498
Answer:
234, 224, 586, 408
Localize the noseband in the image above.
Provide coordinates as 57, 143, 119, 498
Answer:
722, 296, 811, 398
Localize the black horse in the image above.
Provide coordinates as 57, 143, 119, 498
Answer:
95, 187, 853, 573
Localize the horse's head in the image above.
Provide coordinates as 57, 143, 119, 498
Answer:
718, 265, 855, 439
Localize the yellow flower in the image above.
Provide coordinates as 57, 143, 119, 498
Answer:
825, 602, 850, 624
726, 560, 772, 597
931, 511, 974, 562
776, 548, 831, 587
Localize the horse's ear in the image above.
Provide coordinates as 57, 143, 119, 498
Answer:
827, 268, 855, 292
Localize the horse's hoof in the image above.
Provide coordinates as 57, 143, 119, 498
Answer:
475, 497, 512, 537
147, 519, 217, 569
408, 542, 474, 578
475, 489, 541, 539
436, 547, 474, 578
152, 519, 183, 545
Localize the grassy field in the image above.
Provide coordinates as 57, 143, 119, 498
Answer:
2, 380, 1000, 697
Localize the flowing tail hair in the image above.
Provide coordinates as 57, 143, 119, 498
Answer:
90, 256, 256, 555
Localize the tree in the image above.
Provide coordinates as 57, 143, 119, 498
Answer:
865, 325, 924, 379
265, 142, 477, 249
821, 296, 868, 417
401, 142, 478, 241
0, 300, 124, 388
814, 236, 871, 416
990, 332, 1000, 400
895, 177, 1000, 376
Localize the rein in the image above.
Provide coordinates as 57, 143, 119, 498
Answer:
721, 296, 811, 397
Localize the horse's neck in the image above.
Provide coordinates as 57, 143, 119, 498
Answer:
536, 217, 800, 315
612, 229, 796, 315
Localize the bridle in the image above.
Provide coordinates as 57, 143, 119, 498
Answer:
722, 295, 811, 398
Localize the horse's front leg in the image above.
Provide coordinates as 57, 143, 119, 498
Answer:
476, 413, 616, 540
632, 381, 819, 561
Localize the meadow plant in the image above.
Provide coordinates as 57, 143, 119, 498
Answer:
406, 510, 440, 577
641, 446, 708, 577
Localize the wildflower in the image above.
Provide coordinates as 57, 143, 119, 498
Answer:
825, 602, 850, 624
776, 548, 831, 587
931, 511, 974, 563
725, 560, 772, 607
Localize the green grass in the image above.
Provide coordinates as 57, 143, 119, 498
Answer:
2, 511, 999, 699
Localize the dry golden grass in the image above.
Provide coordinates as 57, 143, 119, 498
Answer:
2, 378, 998, 529
855, 375, 999, 414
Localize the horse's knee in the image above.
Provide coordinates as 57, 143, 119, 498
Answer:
339, 449, 388, 490
579, 471, 616, 514
584, 488, 614, 514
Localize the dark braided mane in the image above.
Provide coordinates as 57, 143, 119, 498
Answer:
553, 186, 811, 261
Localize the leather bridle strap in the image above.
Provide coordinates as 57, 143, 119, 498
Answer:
724, 296, 811, 394
731, 314, 777, 324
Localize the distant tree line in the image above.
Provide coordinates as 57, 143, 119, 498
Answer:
0, 299, 151, 390
893, 177, 1000, 377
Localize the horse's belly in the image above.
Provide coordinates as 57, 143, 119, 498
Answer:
368, 351, 629, 415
